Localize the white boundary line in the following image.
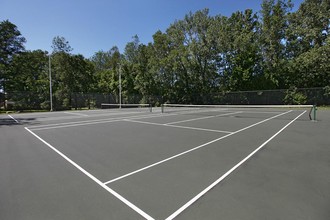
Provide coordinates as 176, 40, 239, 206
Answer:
30, 118, 125, 131
165, 112, 242, 125
103, 110, 292, 185
165, 110, 306, 220
27, 113, 164, 130
124, 119, 233, 134
35, 111, 144, 122
24, 127, 154, 220
27, 112, 181, 131
8, 114, 20, 124
27, 115, 137, 129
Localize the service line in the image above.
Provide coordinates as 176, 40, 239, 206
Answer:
124, 119, 233, 134
165, 110, 306, 220
103, 110, 292, 185
165, 111, 242, 125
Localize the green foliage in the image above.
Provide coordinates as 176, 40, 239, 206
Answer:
5, 50, 49, 110
0, 20, 26, 65
324, 86, 330, 97
0, 20, 26, 109
2, 0, 330, 109
51, 52, 95, 110
52, 36, 73, 53
284, 87, 307, 104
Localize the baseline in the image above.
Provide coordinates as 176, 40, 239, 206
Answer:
165, 110, 306, 220
103, 110, 292, 184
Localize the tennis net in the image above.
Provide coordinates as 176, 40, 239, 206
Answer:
101, 103, 152, 112
161, 104, 316, 120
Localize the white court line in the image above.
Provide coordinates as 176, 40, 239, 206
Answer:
28, 112, 179, 131
8, 114, 20, 124
124, 119, 233, 134
27, 112, 159, 129
24, 127, 154, 220
28, 115, 137, 129
36, 111, 145, 122
165, 111, 242, 125
165, 110, 306, 220
103, 110, 292, 185
63, 112, 89, 117
30, 119, 125, 130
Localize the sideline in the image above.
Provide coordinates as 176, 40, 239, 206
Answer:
165, 111, 306, 220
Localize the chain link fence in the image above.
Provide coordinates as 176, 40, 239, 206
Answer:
214, 87, 330, 105
1, 87, 329, 111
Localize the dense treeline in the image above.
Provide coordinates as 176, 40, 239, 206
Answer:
0, 0, 329, 110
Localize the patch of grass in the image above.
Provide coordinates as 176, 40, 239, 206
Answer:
0, 109, 49, 114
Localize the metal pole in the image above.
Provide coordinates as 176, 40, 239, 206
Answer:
49, 54, 53, 111
119, 65, 122, 109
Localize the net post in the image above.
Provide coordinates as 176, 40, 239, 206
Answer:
149, 103, 152, 112
313, 105, 317, 121
161, 104, 164, 113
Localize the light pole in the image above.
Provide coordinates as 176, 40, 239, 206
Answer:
118, 64, 122, 109
49, 54, 53, 111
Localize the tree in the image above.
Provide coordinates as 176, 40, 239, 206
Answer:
150, 30, 176, 103
70, 55, 95, 109
0, 20, 26, 108
50, 36, 95, 109
91, 47, 122, 103
51, 36, 73, 54
286, 36, 330, 88
133, 44, 158, 103
285, 0, 330, 88
260, 0, 293, 88
51, 52, 95, 110
222, 9, 262, 91
162, 9, 223, 103
6, 50, 49, 110
90, 50, 112, 72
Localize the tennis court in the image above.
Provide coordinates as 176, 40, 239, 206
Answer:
1, 105, 329, 220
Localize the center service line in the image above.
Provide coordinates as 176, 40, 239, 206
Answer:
103, 110, 292, 185
24, 127, 154, 220
165, 110, 306, 220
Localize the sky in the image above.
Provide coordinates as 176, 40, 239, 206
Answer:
1, 0, 305, 58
